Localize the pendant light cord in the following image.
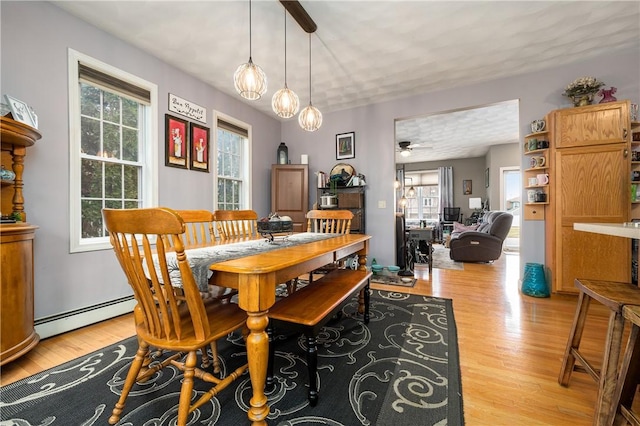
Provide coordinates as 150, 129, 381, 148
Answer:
308, 34, 312, 101
284, 10, 288, 84
249, 0, 253, 60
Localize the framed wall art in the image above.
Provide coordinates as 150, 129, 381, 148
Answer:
485, 168, 490, 188
165, 114, 189, 169
190, 122, 210, 172
336, 131, 355, 160
463, 179, 472, 195
4, 95, 36, 128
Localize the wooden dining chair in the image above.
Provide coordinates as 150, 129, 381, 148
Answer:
213, 209, 259, 241
172, 209, 215, 247
306, 209, 353, 234
103, 207, 248, 426
172, 209, 234, 372
285, 209, 355, 295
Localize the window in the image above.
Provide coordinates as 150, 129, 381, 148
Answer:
214, 112, 251, 210
69, 49, 158, 252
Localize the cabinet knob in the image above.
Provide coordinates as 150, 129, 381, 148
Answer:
624, 128, 628, 138
624, 149, 629, 158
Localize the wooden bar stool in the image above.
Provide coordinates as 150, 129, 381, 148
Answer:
559, 278, 640, 425
609, 305, 640, 426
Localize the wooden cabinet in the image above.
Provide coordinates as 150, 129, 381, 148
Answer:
0, 116, 41, 364
555, 101, 629, 149
630, 120, 640, 219
546, 101, 631, 294
1, 224, 38, 364
271, 164, 309, 232
523, 125, 550, 221
316, 185, 366, 233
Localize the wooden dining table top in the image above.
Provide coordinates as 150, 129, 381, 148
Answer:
208, 233, 370, 274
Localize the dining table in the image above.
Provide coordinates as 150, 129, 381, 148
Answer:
197, 232, 371, 425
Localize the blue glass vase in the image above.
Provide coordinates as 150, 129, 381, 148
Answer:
521, 263, 549, 298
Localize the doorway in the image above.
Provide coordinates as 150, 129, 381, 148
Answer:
500, 166, 520, 252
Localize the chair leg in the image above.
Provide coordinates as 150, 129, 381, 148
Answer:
306, 334, 319, 407
176, 351, 198, 426
286, 279, 298, 295
610, 325, 640, 426
594, 309, 626, 425
559, 291, 591, 386
109, 342, 149, 425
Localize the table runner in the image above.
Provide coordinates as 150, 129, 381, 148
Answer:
155, 232, 339, 291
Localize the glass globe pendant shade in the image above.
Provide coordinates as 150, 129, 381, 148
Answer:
234, 58, 267, 101
272, 85, 300, 118
298, 103, 322, 132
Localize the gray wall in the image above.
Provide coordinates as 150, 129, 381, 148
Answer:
282, 49, 640, 267
1, 2, 280, 319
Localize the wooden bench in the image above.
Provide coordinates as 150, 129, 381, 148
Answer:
266, 268, 372, 406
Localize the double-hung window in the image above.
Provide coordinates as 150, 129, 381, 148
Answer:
214, 112, 251, 210
69, 49, 158, 252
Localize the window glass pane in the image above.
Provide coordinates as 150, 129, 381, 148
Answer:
232, 180, 240, 204
81, 159, 103, 198
81, 116, 100, 155
105, 199, 122, 209
122, 98, 139, 128
81, 199, 104, 238
103, 122, 120, 158
103, 92, 121, 123
80, 83, 101, 118
104, 162, 122, 199
123, 165, 140, 199
218, 180, 225, 205
124, 200, 140, 209
122, 127, 138, 161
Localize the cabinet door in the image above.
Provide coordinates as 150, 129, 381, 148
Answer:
552, 144, 630, 293
555, 101, 629, 149
271, 165, 308, 232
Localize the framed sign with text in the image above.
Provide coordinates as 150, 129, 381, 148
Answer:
168, 93, 206, 124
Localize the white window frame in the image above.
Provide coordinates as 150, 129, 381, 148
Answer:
212, 111, 252, 211
68, 49, 158, 253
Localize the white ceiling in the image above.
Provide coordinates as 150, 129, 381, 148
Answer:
53, 1, 640, 163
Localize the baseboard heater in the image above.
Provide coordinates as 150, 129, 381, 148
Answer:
34, 296, 136, 339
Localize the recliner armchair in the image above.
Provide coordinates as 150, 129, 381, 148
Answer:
449, 211, 513, 262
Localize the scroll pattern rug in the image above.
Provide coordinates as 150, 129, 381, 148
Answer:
0, 291, 464, 425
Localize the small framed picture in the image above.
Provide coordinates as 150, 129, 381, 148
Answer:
165, 114, 189, 169
485, 168, 490, 188
463, 179, 472, 195
336, 131, 355, 160
4, 95, 36, 128
190, 122, 210, 172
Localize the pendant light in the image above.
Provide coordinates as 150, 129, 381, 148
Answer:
234, 0, 267, 100
272, 11, 299, 118
298, 33, 322, 131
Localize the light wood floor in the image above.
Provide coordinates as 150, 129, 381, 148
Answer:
1, 251, 610, 424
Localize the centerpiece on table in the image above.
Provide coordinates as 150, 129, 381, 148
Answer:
258, 213, 293, 242
563, 76, 605, 107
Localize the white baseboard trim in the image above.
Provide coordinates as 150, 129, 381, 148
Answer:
35, 296, 136, 339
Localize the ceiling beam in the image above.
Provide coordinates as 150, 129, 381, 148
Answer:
279, 0, 317, 33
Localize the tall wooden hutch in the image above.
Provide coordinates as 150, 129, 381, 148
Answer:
1, 115, 41, 364
527, 101, 636, 294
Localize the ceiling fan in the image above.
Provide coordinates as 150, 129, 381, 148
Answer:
396, 140, 431, 157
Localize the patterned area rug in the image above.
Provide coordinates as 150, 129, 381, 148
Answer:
1, 291, 464, 425
431, 244, 464, 270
